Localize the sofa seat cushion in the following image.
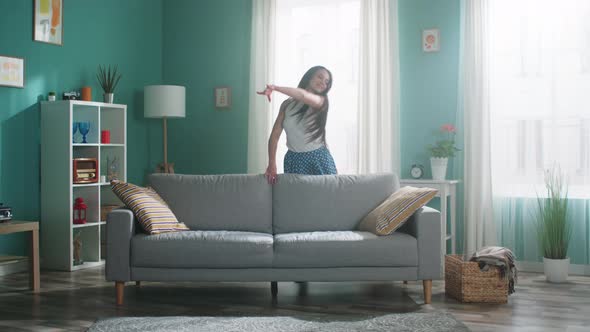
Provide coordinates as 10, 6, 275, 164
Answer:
131, 231, 274, 268
273, 231, 417, 268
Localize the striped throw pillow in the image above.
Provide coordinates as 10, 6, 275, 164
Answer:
359, 186, 438, 235
111, 181, 189, 234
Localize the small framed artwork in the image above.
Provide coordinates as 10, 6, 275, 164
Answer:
215, 86, 231, 109
0, 55, 25, 88
422, 28, 440, 52
34, 0, 63, 46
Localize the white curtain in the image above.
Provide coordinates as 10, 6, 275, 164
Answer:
273, 0, 361, 175
460, 0, 497, 255
357, 0, 400, 174
489, 0, 590, 264
247, 0, 276, 174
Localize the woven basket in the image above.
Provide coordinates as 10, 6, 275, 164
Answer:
445, 254, 508, 303
100, 205, 121, 222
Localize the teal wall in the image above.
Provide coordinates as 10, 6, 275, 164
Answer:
163, 0, 252, 174
398, 0, 463, 253
0, 0, 163, 256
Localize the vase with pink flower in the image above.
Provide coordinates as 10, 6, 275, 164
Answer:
427, 124, 461, 180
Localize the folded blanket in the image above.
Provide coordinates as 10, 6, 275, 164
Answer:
470, 246, 518, 295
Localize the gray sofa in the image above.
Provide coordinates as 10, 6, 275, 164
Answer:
106, 173, 442, 305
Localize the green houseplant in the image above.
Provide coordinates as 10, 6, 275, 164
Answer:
96, 65, 122, 103
535, 166, 571, 283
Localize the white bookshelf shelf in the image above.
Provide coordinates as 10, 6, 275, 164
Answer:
41, 100, 127, 271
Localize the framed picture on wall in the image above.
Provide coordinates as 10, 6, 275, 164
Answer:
422, 28, 440, 52
0, 55, 25, 88
34, 0, 63, 46
215, 86, 231, 109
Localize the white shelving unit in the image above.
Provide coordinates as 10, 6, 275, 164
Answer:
41, 100, 127, 271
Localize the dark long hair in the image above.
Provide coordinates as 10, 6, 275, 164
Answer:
290, 66, 332, 144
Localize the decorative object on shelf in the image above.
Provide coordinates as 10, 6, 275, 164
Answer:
73, 197, 87, 225
97, 65, 122, 103
427, 124, 460, 180
100, 175, 107, 183
72, 121, 78, 143
73, 231, 83, 266
101, 130, 111, 144
81, 86, 92, 101
410, 164, 424, 179
0, 203, 13, 222
73, 158, 98, 184
535, 165, 571, 283
63, 91, 80, 100
215, 86, 231, 109
48, 91, 56, 101
107, 156, 119, 181
0, 55, 25, 88
34, 0, 63, 46
78, 121, 90, 143
144, 85, 186, 174
100, 204, 121, 222
422, 28, 440, 52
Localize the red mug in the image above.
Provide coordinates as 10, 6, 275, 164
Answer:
101, 130, 111, 144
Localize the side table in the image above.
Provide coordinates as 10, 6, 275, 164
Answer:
400, 179, 460, 255
0, 221, 40, 292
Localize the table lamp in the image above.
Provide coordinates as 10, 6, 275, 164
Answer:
144, 85, 186, 173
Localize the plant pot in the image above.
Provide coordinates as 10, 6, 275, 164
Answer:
103, 93, 114, 103
543, 257, 570, 283
430, 157, 448, 180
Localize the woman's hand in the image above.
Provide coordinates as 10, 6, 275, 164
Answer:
256, 84, 276, 102
265, 163, 278, 185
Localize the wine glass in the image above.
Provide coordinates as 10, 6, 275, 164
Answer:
72, 122, 78, 143
78, 121, 90, 144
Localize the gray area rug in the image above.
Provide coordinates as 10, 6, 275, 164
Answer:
87, 312, 469, 332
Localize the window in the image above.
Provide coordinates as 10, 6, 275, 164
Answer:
489, 0, 590, 198
274, 0, 360, 174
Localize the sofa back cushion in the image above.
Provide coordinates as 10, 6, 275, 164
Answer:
273, 174, 399, 234
148, 174, 272, 233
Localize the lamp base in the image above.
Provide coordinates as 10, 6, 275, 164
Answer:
155, 162, 175, 174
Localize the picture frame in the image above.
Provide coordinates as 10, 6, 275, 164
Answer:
215, 86, 231, 109
34, 0, 63, 46
422, 28, 440, 52
0, 55, 25, 88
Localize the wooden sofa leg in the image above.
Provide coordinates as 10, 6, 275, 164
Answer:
116, 282, 125, 305
271, 281, 278, 297
423, 280, 432, 304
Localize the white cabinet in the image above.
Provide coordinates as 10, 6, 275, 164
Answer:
41, 101, 126, 271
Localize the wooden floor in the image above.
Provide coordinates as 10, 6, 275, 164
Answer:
0, 267, 589, 331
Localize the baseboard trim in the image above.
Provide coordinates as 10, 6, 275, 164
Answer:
517, 261, 590, 276
0, 256, 28, 277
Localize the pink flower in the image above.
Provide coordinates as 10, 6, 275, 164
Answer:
441, 124, 456, 133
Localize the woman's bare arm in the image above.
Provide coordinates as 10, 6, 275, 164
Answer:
265, 101, 288, 184
258, 85, 325, 109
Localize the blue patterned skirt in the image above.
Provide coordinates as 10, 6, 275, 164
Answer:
284, 146, 337, 175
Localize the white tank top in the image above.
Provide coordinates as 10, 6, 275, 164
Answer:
282, 99, 325, 152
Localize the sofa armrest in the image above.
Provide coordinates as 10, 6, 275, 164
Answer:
106, 209, 135, 282
397, 206, 442, 280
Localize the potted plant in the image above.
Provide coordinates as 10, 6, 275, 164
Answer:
48, 91, 56, 101
427, 124, 461, 180
96, 65, 122, 103
536, 166, 571, 283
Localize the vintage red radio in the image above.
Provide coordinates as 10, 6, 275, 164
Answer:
73, 158, 98, 184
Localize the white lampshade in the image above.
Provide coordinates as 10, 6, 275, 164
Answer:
144, 85, 186, 118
